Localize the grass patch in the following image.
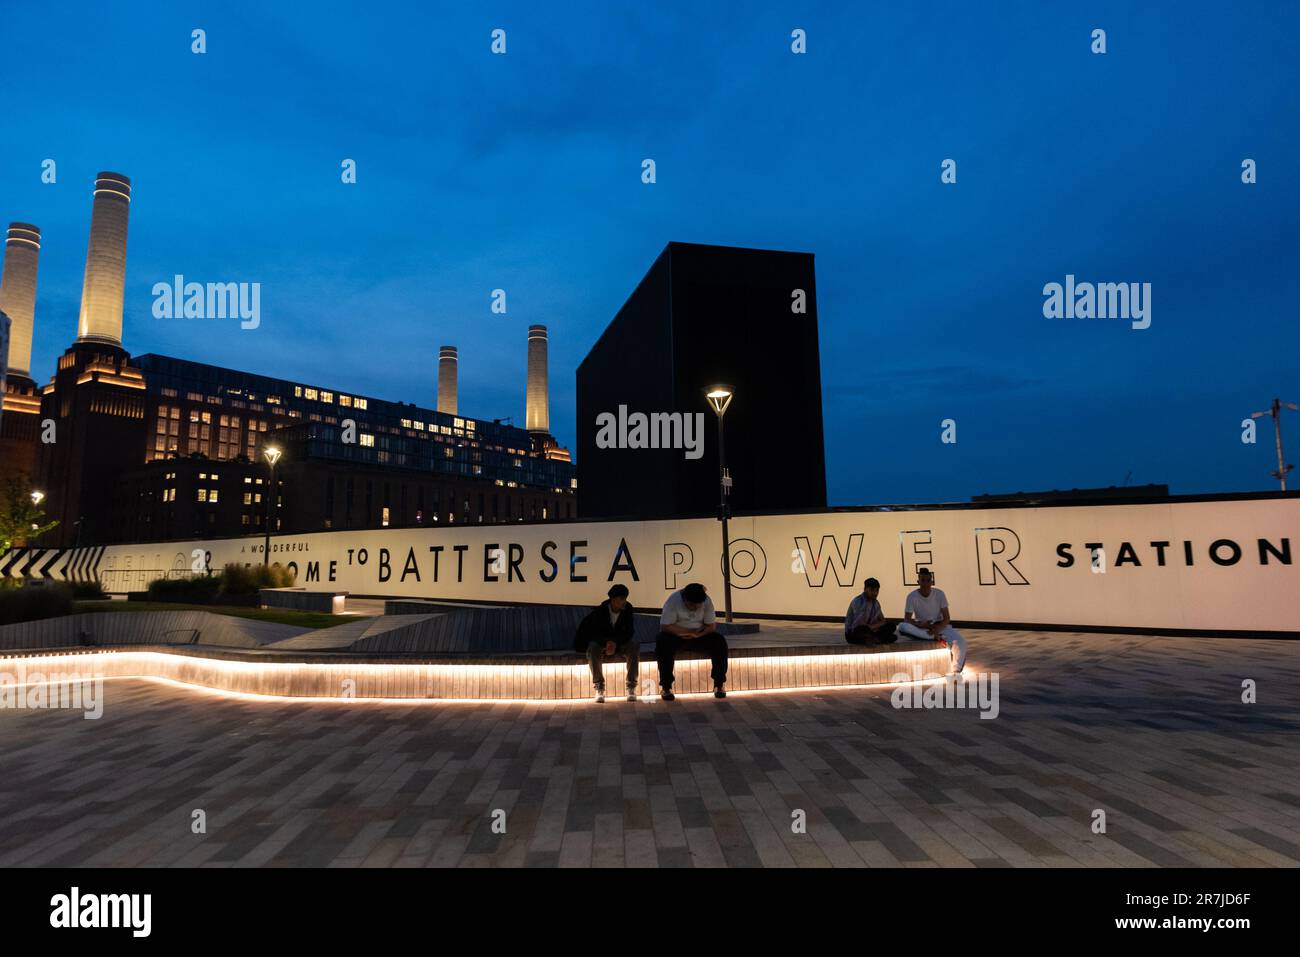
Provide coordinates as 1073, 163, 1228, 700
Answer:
75, 601, 353, 630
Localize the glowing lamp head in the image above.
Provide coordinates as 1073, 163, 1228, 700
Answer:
705, 385, 734, 417
263, 446, 282, 467
30, 490, 45, 506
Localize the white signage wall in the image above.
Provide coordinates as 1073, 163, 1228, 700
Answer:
89, 497, 1300, 634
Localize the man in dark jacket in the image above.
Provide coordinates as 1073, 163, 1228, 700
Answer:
575, 584, 638, 702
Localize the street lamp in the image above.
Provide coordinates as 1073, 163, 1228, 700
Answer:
30, 490, 44, 507
705, 385, 734, 623
262, 445, 282, 566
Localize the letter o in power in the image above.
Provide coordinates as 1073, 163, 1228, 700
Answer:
724, 538, 767, 590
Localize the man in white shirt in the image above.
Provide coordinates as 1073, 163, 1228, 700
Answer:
896, 568, 967, 674
655, 582, 729, 700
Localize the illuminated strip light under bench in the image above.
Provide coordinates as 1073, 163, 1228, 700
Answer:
0, 643, 952, 701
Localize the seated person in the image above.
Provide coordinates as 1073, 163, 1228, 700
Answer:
655, 582, 729, 700
895, 568, 968, 674
574, 584, 638, 702
844, 577, 897, 644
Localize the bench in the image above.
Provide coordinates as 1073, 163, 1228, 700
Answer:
259, 588, 348, 614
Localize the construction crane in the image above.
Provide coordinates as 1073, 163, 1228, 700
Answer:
1250, 398, 1298, 490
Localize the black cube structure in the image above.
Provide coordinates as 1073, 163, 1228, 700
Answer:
577, 242, 827, 519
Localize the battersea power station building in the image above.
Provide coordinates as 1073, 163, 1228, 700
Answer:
0, 173, 576, 547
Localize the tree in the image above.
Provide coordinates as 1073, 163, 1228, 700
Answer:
0, 473, 59, 557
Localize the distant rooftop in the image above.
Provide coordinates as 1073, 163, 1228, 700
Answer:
972, 484, 1170, 504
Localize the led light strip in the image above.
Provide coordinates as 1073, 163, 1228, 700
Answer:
0, 647, 955, 703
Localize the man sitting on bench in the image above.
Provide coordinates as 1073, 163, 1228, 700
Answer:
844, 577, 897, 645
575, 584, 638, 702
895, 568, 968, 674
655, 582, 729, 700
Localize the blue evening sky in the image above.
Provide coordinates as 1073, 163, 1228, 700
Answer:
2, 0, 1297, 504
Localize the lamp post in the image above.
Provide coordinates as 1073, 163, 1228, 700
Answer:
262, 446, 281, 566
705, 385, 734, 623
28, 491, 45, 542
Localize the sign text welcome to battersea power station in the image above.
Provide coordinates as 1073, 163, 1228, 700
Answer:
95, 497, 1298, 634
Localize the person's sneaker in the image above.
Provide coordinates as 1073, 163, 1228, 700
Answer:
661, 689, 675, 701
626, 690, 638, 702
714, 685, 727, 699
594, 689, 605, 703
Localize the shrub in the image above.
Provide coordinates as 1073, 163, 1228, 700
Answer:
0, 584, 74, 625
71, 580, 108, 600
146, 574, 222, 604
217, 562, 295, 600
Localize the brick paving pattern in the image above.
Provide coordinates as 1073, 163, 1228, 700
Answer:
1, 629, 1297, 867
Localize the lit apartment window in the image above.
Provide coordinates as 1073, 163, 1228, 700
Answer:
381, 507, 390, 528
209, 490, 219, 503
197, 489, 208, 502
360, 433, 375, 447
304, 387, 319, 401
294, 386, 303, 397
320, 391, 333, 403
353, 398, 367, 410
401, 418, 412, 428
243, 493, 252, 505
339, 395, 352, 407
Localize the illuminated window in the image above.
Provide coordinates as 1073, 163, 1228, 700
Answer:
209, 490, 219, 503
339, 395, 352, 407
243, 493, 252, 505
360, 433, 375, 447
381, 507, 390, 528
353, 398, 367, 410
304, 387, 319, 401
294, 386, 303, 397
197, 489, 208, 502
320, 391, 333, 403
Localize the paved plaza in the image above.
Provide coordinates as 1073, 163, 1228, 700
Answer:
2, 629, 1298, 867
